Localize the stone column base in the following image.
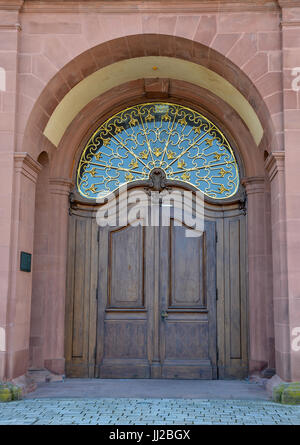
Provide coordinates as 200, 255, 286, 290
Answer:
11, 374, 37, 395
27, 368, 64, 383
44, 358, 65, 376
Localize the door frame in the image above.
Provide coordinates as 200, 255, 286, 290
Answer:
65, 184, 248, 378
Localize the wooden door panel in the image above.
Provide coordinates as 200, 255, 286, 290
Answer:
71, 219, 86, 359
65, 214, 98, 377
229, 219, 242, 359
100, 319, 150, 378
104, 321, 148, 359
164, 319, 209, 360
109, 225, 144, 307
223, 215, 248, 378
159, 218, 217, 379
169, 225, 206, 307
96, 223, 154, 378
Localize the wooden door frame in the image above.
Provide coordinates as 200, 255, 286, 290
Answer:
65, 186, 248, 378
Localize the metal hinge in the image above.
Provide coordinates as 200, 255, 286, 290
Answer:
97, 229, 100, 243
216, 288, 219, 301
216, 348, 219, 362
68, 192, 73, 216
96, 287, 98, 300
239, 192, 247, 215
68, 191, 78, 215
215, 231, 218, 243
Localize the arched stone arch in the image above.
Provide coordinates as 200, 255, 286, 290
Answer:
20, 34, 277, 378
50, 78, 264, 181
19, 35, 279, 163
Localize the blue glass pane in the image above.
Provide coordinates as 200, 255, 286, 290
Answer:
77, 103, 239, 199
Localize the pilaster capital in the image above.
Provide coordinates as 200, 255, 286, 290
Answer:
278, 0, 300, 27
0, 1, 23, 11
265, 151, 285, 182
49, 177, 74, 196
0, 1, 23, 31
278, 0, 300, 8
241, 176, 265, 195
14, 152, 42, 184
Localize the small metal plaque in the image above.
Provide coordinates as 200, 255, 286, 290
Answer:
20, 252, 32, 272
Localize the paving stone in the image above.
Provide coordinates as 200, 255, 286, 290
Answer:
0, 397, 299, 425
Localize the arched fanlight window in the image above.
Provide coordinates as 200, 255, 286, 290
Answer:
77, 103, 240, 199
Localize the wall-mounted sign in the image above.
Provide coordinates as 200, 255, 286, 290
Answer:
20, 252, 32, 272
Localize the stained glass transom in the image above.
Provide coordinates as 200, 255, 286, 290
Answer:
77, 103, 240, 199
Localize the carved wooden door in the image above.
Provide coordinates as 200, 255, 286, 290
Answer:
65, 201, 248, 379
95, 207, 217, 379
96, 222, 154, 378
158, 218, 217, 379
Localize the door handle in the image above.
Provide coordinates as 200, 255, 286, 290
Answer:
161, 311, 168, 320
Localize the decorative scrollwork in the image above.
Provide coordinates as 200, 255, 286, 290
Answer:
77, 102, 240, 199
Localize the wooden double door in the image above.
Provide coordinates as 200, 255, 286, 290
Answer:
65, 198, 248, 379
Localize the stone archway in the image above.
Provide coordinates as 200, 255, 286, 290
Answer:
31, 96, 273, 380
11, 35, 280, 380
64, 100, 249, 379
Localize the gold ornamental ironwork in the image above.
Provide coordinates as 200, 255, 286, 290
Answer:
77, 103, 240, 199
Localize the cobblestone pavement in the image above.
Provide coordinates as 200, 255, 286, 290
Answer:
0, 398, 300, 425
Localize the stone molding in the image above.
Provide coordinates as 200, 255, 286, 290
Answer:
20, 0, 279, 14
0, 24, 21, 30
279, 0, 300, 26
241, 176, 265, 195
278, 0, 300, 8
265, 151, 285, 183
281, 21, 300, 27
0, 1, 23, 11
49, 178, 74, 196
144, 78, 170, 99
14, 152, 42, 184
0, 0, 22, 29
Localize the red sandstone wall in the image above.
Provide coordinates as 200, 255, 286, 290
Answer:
0, 0, 299, 381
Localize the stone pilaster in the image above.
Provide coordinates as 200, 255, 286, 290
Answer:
0, 0, 23, 380
265, 152, 292, 380
241, 176, 271, 373
43, 178, 73, 375
278, 0, 300, 381
4, 153, 41, 379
